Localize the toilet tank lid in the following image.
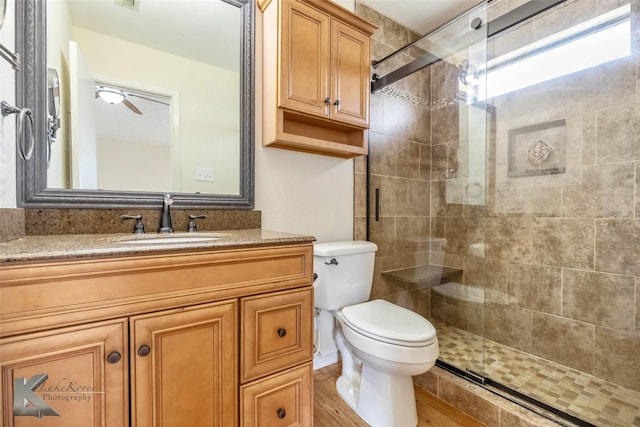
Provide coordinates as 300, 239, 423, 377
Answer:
314, 241, 378, 257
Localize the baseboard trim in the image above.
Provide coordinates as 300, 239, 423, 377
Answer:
313, 351, 339, 370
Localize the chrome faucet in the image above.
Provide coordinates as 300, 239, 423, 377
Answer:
159, 193, 174, 233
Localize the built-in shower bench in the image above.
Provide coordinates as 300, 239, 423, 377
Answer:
382, 264, 462, 289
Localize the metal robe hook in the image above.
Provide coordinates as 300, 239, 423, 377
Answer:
1, 100, 35, 160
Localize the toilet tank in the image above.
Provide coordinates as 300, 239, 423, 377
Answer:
313, 241, 377, 310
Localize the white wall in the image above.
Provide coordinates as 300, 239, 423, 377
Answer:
71, 27, 240, 195
0, 1, 16, 208
254, 6, 354, 244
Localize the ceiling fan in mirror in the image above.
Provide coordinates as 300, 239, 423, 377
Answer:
94, 85, 169, 115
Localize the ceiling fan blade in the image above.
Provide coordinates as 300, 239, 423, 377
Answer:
123, 98, 142, 115
129, 93, 170, 106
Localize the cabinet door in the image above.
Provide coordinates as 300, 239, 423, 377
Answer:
130, 300, 237, 427
331, 19, 370, 127
0, 319, 128, 427
279, 0, 330, 117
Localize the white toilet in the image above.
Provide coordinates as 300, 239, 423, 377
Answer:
313, 241, 439, 427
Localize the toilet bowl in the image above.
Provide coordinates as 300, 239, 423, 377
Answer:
313, 241, 439, 427
335, 300, 438, 427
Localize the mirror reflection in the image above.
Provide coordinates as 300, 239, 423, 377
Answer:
46, 0, 242, 196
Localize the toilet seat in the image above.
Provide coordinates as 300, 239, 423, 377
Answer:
341, 299, 437, 347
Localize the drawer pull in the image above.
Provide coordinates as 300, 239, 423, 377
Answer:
138, 345, 151, 357
107, 351, 121, 364
277, 408, 286, 419
277, 328, 287, 338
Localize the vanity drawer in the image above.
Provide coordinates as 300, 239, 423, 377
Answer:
241, 287, 313, 382
240, 362, 313, 427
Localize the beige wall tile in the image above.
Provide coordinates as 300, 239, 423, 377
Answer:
396, 139, 420, 179
499, 409, 538, 427
396, 216, 421, 255
595, 219, 640, 276
438, 376, 501, 427
533, 0, 598, 39
354, 172, 367, 218
431, 104, 460, 146
563, 269, 635, 331
354, 217, 366, 241
581, 111, 596, 165
596, 102, 640, 164
507, 263, 562, 315
563, 163, 635, 218
485, 302, 532, 352
635, 162, 640, 219
635, 276, 640, 335
431, 144, 448, 181
430, 180, 463, 218
369, 216, 395, 257
368, 132, 395, 176
531, 313, 594, 373
567, 56, 636, 114
531, 218, 594, 270
485, 216, 533, 263
594, 327, 640, 391
419, 144, 431, 181
381, 176, 429, 216
413, 370, 437, 395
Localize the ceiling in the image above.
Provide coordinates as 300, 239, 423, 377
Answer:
361, 0, 483, 34
65, 0, 241, 72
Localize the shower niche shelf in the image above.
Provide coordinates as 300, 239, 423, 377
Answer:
382, 265, 463, 289
262, 0, 376, 158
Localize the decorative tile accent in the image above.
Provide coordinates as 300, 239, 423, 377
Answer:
380, 85, 470, 112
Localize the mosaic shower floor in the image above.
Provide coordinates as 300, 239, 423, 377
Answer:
435, 322, 640, 427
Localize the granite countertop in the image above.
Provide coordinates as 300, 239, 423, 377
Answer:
0, 229, 316, 263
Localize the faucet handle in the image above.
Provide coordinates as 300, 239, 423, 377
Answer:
187, 214, 207, 233
163, 193, 173, 206
120, 214, 145, 234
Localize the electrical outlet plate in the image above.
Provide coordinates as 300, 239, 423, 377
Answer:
114, 0, 139, 11
195, 167, 214, 182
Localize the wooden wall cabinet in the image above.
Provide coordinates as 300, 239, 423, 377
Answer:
263, 0, 376, 158
0, 244, 314, 427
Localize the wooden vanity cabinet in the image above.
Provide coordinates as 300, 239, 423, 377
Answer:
263, 0, 376, 158
0, 243, 314, 427
0, 319, 128, 427
130, 301, 237, 427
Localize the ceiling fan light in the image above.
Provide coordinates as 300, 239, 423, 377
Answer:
97, 88, 125, 104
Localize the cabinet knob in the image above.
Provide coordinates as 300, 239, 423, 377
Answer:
333, 99, 340, 107
324, 97, 331, 105
107, 351, 122, 364
277, 408, 286, 419
277, 328, 287, 338
138, 345, 151, 357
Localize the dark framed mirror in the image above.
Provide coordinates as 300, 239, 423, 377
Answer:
0, 0, 6, 30
16, 0, 254, 209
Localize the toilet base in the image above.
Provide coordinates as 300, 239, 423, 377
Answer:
336, 364, 419, 427
356, 363, 418, 427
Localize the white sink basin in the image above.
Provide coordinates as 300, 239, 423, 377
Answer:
120, 236, 222, 244
110, 232, 225, 245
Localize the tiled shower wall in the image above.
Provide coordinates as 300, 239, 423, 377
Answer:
354, 3, 434, 312
354, 0, 640, 403
457, 0, 639, 393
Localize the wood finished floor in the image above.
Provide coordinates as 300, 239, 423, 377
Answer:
313, 363, 484, 427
